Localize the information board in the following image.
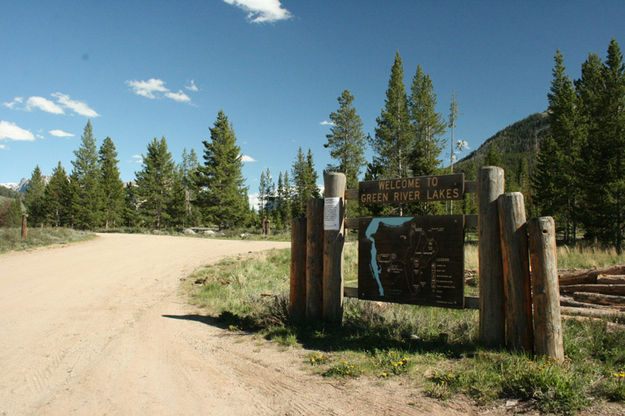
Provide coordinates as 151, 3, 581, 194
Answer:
358, 215, 465, 308
359, 173, 464, 205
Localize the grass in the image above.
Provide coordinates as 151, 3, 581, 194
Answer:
185, 244, 625, 415
0, 227, 94, 253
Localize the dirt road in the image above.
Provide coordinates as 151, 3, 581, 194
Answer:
0, 233, 484, 415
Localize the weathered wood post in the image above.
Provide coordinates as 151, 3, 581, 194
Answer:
322, 172, 346, 324
478, 166, 505, 347
528, 217, 564, 361
306, 199, 324, 320
21, 214, 28, 239
498, 192, 533, 352
289, 217, 307, 319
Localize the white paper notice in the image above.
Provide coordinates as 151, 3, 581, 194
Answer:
324, 197, 341, 230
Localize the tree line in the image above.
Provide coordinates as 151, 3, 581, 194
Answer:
532, 39, 625, 251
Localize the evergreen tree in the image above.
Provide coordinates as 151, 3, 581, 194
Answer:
167, 169, 187, 227
408, 64, 446, 177
324, 90, 366, 189
135, 137, 176, 229
24, 165, 46, 226
276, 171, 292, 229
578, 40, 625, 250
484, 144, 502, 167
4, 198, 23, 227
122, 183, 140, 227
43, 162, 70, 227
180, 148, 201, 226
370, 51, 413, 179
70, 121, 101, 229
99, 137, 125, 229
291, 147, 320, 217
195, 110, 249, 229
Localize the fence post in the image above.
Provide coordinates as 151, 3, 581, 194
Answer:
306, 199, 324, 321
289, 217, 307, 319
528, 217, 564, 361
322, 172, 346, 324
498, 192, 533, 352
21, 214, 28, 239
478, 166, 505, 347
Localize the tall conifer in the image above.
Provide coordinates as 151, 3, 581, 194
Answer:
25, 165, 46, 226
99, 137, 125, 229
70, 121, 101, 229
44, 162, 70, 227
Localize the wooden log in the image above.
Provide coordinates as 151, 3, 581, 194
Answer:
561, 306, 625, 319
477, 166, 506, 347
571, 292, 625, 306
560, 296, 625, 311
305, 199, 324, 321
559, 265, 625, 285
597, 274, 625, 284
561, 284, 625, 296
322, 172, 346, 324
289, 217, 307, 319
498, 192, 533, 352
528, 217, 563, 361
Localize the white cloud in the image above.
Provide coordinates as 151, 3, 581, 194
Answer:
0, 144, 5, 149
52, 93, 99, 117
49, 129, 74, 137
165, 90, 191, 102
3, 97, 23, 109
241, 154, 256, 162
131, 154, 142, 163
185, 80, 198, 92
26, 96, 65, 114
126, 78, 169, 99
36, 134, 44, 139
223, 0, 292, 23
320, 120, 335, 126
0, 120, 35, 141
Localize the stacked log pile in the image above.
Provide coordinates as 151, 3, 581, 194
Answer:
558, 265, 625, 320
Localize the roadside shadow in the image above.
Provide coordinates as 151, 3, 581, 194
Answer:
162, 311, 479, 358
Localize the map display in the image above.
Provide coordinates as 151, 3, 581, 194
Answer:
358, 215, 465, 308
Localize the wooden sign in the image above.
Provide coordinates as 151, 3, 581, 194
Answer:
358, 215, 465, 308
359, 173, 464, 205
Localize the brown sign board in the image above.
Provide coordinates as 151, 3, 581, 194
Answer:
358, 215, 465, 308
358, 173, 464, 205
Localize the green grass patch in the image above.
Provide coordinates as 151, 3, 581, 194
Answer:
186, 245, 625, 414
0, 227, 94, 253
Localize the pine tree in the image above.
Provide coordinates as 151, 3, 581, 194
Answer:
291, 147, 320, 218
70, 121, 101, 229
195, 110, 249, 229
370, 51, 413, 179
24, 165, 46, 226
43, 162, 70, 227
484, 144, 502, 167
408, 64, 446, 177
275, 171, 292, 229
122, 183, 140, 227
99, 137, 125, 229
258, 169, 268, 215
324, 90, 366, 189
4, 198, 23, 227
167, 169, 187, 227
578, 40, 625, 251
135, 137, 176, 229
180, 148, 201, 226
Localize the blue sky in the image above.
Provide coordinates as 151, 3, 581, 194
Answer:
1, 1, 624, 199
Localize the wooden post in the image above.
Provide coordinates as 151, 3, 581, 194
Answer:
322, 172, 346, 324
478, 166, 505, 347
289, 217, 307, 319
498, 192, 533, 352
306, 199, 324, 321
21, 214, 27, 239
528, 217, 564, 361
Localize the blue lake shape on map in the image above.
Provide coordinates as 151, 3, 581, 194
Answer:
365, 217, 413, 296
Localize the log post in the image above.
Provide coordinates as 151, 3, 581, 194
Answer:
498, 192, 533, 352
21, 214, 28, 239
289, 217, 307, 319
306, 199, 324, 321
529, 217, 563, 361
478, 166, 505, 347
322, 172, 346, 324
